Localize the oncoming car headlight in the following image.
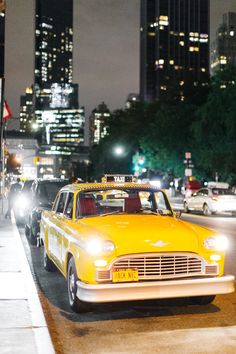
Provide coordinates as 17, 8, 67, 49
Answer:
85, 239, 115, 256
204, 236, 229, 251
14, 195, 29, 209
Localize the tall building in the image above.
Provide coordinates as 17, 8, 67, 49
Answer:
211, 12, 236, 74
34, 0, 73, 85
20, 0, 86, 177
140, 0, 210, 102
89, 102, 110, 146
0, 0, 5, 77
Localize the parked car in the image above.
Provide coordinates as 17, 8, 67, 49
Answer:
25, 178, 68, 245
40, 175, 234, 313
183, 182, 236, 216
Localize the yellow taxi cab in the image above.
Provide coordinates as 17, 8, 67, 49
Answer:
40, 175, 235, 312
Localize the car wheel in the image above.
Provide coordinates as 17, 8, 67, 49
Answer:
25, 224, 30, 237
67, 257, 90, 313
232, 212, 236, 217
43, 248, 56, 272
203, 203, 211, 216
190, 295, 215, 305
29, 226, 37, 245
183, 202, 189, 213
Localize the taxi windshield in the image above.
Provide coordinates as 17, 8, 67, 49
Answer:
76, 188, 172, 218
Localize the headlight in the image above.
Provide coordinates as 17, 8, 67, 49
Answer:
85, 239, 115, 256
204, 236, 229, 251
14, 195, 29, 209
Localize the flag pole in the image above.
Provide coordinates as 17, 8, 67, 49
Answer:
0, 77, 5, 213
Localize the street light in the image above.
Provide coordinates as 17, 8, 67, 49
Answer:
114, 146, 124, 156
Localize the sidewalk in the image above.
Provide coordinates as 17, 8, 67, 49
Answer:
0, 197, 55, 354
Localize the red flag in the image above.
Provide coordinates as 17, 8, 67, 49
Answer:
3, 100, 12, 120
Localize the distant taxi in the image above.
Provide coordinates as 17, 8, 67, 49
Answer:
40, 175, 234, 312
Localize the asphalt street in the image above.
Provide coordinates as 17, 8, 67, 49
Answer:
17, 213, 236, 354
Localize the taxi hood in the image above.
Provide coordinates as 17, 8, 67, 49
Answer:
78, 214, 212, 256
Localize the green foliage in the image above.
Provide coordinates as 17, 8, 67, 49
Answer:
192, 65, 236, 183
89, 65, 236, 184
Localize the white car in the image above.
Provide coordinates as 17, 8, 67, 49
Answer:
183, 182, 236, 216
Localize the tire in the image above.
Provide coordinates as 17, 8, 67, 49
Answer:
29, 226, 37, 246
25, 224, 30, 237
67, 257, 90, 313
183, 202, 189, 213
43, 248, 56, 272
190, 295, 215, 305
203, 203, 211, 216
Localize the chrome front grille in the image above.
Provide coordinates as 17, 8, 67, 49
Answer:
96, 253, 219, 282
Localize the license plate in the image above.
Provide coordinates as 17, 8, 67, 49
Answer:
112, 269, 139, 283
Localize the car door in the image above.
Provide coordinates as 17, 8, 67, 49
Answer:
194, 189, 208, 211
60, 192, 75, 271
188, 190, 203, 211
49, 191, 68, 270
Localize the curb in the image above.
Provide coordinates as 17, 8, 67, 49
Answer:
12, 215, 55, 354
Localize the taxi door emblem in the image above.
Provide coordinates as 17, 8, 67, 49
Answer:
151, 240, 170, 248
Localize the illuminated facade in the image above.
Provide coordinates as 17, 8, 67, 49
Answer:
35, 0, 73, 85
20, 87, 34, 133
140, 0, 210, 102
0, 0, 5, 77
89, 102, 110, 146
211, 13, 236, 75
20, 0, 85, 164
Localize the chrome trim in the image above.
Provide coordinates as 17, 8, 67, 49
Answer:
96, 252, 219, 282
76, 275, 235, 303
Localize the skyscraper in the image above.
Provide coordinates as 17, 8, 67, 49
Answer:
140, 0, 210, 102
20, 0, 86, 176
34, 0, 73, 85
89, 102, 110, 146
211, 12, 236, 74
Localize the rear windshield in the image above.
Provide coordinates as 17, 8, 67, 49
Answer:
212, 188, 234, 196
38, 181, 67, 201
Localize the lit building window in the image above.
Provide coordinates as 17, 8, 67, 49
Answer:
220, 56, 227, 65
189, 46, 199, 52
169, 60, 174, 65
179, 41, 185, 46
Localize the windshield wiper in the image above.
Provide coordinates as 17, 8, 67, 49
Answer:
100, 210, 124, 217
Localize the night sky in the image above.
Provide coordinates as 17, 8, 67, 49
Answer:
4, 0, 236, 134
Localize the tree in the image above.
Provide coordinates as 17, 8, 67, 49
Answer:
192, 65, 236, 183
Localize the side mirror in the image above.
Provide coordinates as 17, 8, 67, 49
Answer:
174, 210, 182, 218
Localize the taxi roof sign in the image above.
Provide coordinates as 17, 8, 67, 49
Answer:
102, 174, 135, 183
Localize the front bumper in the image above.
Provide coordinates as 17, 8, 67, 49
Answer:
76, 275, 235, 303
